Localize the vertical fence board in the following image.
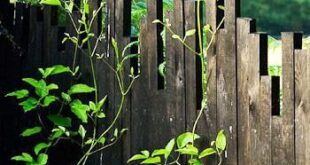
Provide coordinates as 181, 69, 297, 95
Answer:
295, 49, 310, 164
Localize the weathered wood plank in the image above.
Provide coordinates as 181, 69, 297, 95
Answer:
295, 48, 310, 164
256, 76, 272, 165
236, 18, 255, 165
216, 29, 237, 165
271, 32, 302, 165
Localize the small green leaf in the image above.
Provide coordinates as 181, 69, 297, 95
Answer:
188, 159, 203, 165
40, 0, 61, 6
113, 128, 118, 137
164, 138, 175, 159
35, 80, 48, 97
97, 96, 107, 111
34, 143, 50, 155
50, 129, 63, 140
112, 38, 119, 58
43, 95, 57, 107
22, 78, 39, 88
46, 83, 59, 90
21, 126, 42, 137
218, 5, 225, 10
176, 145, 198, 155
185, 29, 196, 37
216, 130, 226, 151
5, 89, 29, 99
85, 138, 93, 145
158, 62, 166, 78
97, 112, 106, 118
70, 99, 89, 123
19, 97, 38, 112
68, 84, 96, 95
177, 132, 200, 149
172, 34, 181, 40
47, 114, 72, 127
152, 149, 167, 157
199, 148, 216, 158
37, 153, 48, 165
89, 101, 97, 111
61, 92, 71, 102
98, 137, 106, 144
11, 153, 33, 162
141, 157, 161, 164
127, 154, 148, 163
78, 125, 86, 139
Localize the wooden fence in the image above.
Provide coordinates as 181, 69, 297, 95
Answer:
1, 0, 310, 164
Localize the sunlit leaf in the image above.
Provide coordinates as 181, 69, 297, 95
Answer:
21, 126, 42, 137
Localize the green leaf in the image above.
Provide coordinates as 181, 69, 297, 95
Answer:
68, 84, 96, 95
43, 95, 57, 107
78, 125, 86, 139
34, 143, 50, 155
5, 89, 29, 99
11, 153, 34, 162
218, 5, 225, 10
19, 97, 39, 112
164, 138, 175, 159
22, 78, 39, 88
61, 92, 71, 102
40, 0, 61, 6
98, 137, 106, 144
158, 61, 166, 78
50, 129, 63, 140
97, 112, 106, 118
185, 29, 196, 37
177, 132, 200, 149
97, 96, 107, 111
112, 38, 119, 58
141, 157, 161, 164
176, 145, 198, 155
37, 153, 48, 165
199, 148, 216, 158
70, 99, 89, 123
127, 154, 148, 163
89, 101, 97, 111
21, 127, 42, 137
85, 138, 93, 145
47, 114, 72, 127
216, 130, 226, 151
141, 150, 150, 157
46, 83, 59, 90
151, 149, 167, 157
172, 34, 182, 40
188, 159, 203, 165
35, 80, 49, 97
65, 0, 74, 13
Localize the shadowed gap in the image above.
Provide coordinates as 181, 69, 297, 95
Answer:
157, 0, 165, 90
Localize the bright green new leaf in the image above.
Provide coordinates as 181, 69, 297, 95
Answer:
164, 138, 175, 159
21, 126, 42, 137
96, 112, 106, 118
96, 96, 107, 111
40, 0, 61, 6
11, 152, 34, 162
188, 159, 203, 165
85, 138, 93, 145
35, 80, 48, 97
37, 153, 48, 165
34, 143, 50, 155
19, 97, 38, 112
172, 34, 182, 40
177, 132, 200, 149
218, 5, 225, 10
98, 137, 106, 144
50, 129, 63, 140
141, 150, 150, 157
43, 95, 57, 107
199, 148, 216, 158
5, 89, 29, 99
22, 78, 39, 88
185, 29, 196, 37
68, 84, 96, 95
141, 157, 161, 164
158, 61, 166, 78
61, 92, 71, 102
47, 114, 72, 127
78, 125, 86, 139
127, 154, 148, 163
151, 149, 167, 157
70, 99, 89, 123
216, 130, 226, 151
89, 101, 97, 111
46, 83, 59, 90
176, 145, 198, 155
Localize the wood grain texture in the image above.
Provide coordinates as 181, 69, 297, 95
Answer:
295, 48, 310, 165
271, 33, 302, 165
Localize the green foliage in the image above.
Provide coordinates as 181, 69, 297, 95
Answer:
128, 130, 226, 165
21, 127, 42, 137
241, 0, 310, 34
